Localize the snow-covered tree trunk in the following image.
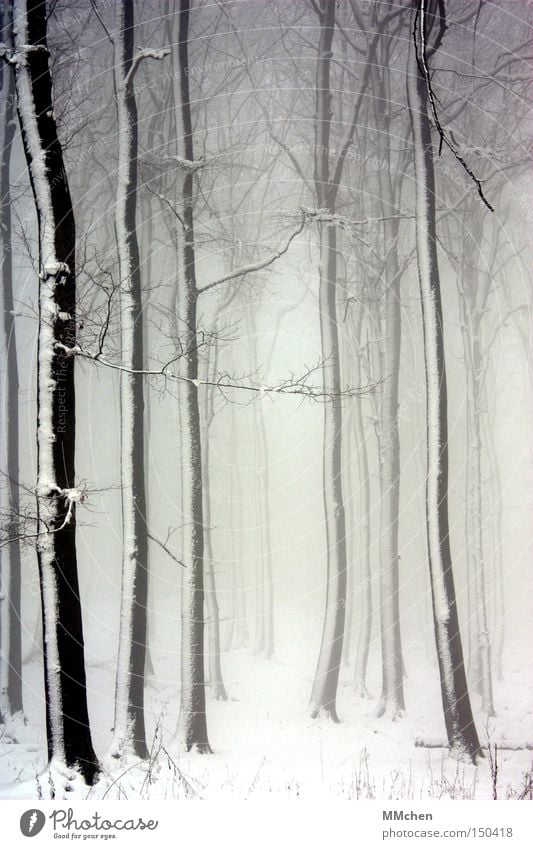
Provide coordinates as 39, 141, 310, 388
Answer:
309, 0, 348, 721
11, 0, 98, 783
0, 12, 23, 727
406, 0, 481, 762
174, 0, 211, 753
110, 0, 150, 761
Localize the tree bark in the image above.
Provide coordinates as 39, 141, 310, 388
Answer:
12, 0, 98, 783
309, 0, 347, 721
458, 268, 495, 716
174, 0, 211, 753
0, 9, 23, 725
375, 63, 405, 718
110, 0, 149, 761
406, 0, 481, 762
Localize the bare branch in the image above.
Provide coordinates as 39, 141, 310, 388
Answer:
54, 341, 379, 402
124, 47, 170, 88
414, 0, 494, 212
197, 214, 306, 295
147, 532, 187, 569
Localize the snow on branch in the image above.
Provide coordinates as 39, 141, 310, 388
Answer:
0, 43, 47, 64
54, 342, 380, 402
413, 0, 494, 212
124, 47, 170, 87
169, 155, 205, 172
0, 485, 88, 551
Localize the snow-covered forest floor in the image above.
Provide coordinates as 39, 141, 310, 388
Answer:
1, 640, 531, 801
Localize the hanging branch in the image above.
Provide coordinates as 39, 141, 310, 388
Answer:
414, 0, 494, 212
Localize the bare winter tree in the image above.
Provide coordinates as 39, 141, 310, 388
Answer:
172, 0, 212, 753
104, 0, 168, 763
406, 0, 481, 762
372, 12, 408, 719
4, 0, 99, 783
0, 2, 23, 731
307, 0, 348, 722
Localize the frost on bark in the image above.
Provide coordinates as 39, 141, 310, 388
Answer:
0, 7, 23, 728
309, 0, 348, 721
406, 0, 481, 762
109, 0, 151, 762
11, 0, 98, 782
174, 0, 211, 753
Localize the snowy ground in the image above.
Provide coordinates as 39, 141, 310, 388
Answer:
1, 637, 532, 801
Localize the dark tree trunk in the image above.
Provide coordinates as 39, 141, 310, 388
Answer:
406, 0, 481, 762
13, 0, 98, 783
309, 0, 348, 721
110, 0, 149, 762
175, 0, 211, 753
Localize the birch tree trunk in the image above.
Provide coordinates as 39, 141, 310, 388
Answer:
0, 13, 23, 725
309, 0, 348, 721
174, 0, 211, 753
11, 0, 98, 782
110, 0, 149, 761
406, 0, 481, 762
